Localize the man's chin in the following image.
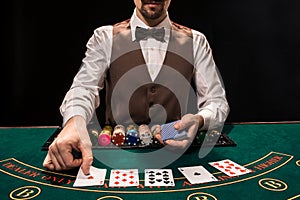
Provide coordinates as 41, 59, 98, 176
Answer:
142, 0, 165, 4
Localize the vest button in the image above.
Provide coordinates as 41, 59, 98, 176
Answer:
150, 86, 156, 93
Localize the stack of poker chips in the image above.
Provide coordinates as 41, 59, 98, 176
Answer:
195, 130, 207, 144
88, 128, 99, 146
98, 125, 113, 146
195, 130, 221, 144
138, 124, 153, 145
125, 125, 140, 146
111, 124, 126, 146
150, 124, 161, 145
206, 130, 221, 143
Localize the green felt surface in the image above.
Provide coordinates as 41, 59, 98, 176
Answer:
0, 123, 300, 200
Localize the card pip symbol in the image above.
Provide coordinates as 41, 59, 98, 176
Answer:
194, 172, 201, 176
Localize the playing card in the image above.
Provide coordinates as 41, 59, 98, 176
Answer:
178, 166, 218, 184
144, 169, 175, 187
209, 159, 252, 177
161, 120, 188, 141
109, 169, 139, 187
73, 166, 107, 187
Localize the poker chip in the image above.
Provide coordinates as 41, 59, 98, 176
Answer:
112, 133, 126, 146
195, 131, 206, 144
205, 130, 221, 143
138, 124, 153, 145
126, 125, 139, 146
126, 129, 140, 146
98, 129, 112, 146
112, 125, 126, 146
150, 124, 162, 145
88, 128, 99, 146
126, 124, 137, 131
103, 125, 113, 133
209, 130, 221, 137
114, 124, 125, 132
150, 124, 161, 137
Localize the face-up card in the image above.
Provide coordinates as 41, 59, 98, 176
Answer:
161, 120, 188, 141
178, 166, 218, 184
209, 159, 252, 177
109, 169, 139, 187
144, 169, 175, 187
73, 166, 107, 187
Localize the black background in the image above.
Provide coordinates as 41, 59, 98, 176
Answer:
1, 0, 300, 126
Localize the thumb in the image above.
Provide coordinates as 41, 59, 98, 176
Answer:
43, 153, 54, 170
173, 121, 181, 130
79, 144, 93, 175
174, 120, 189, 131
175, 114, 199, 131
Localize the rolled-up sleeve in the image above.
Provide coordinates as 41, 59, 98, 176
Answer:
192, 30, 230, 130
60, 26, 113, 126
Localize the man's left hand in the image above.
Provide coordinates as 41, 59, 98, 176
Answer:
163, 114, 204, 149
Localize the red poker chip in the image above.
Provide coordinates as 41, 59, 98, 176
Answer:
112, 133, 125, 146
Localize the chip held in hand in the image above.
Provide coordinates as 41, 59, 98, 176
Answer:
161, 120, 188, 141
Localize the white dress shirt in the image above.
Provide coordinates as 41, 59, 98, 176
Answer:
60, 9, 230, 130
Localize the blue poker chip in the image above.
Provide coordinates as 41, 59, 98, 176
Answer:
126, 129, 140, 146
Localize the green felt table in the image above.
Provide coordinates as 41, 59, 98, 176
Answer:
0, 122, 300, 200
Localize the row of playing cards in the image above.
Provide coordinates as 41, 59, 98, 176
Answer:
74, 168, 175, 187
179, 159, 252, 184
73, 159, 251, 187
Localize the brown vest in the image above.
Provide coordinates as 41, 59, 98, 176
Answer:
97, 19, 196, 127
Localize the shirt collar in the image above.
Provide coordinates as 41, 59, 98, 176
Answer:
130, 8, 171, 41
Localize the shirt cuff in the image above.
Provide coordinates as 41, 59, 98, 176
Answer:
196, 109, 212, 130
61, 106, 88, 127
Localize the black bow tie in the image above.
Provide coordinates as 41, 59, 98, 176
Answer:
135, 26, 165, 42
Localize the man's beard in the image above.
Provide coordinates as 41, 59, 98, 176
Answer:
139, 0, 165, 20
141, 0, 165, 4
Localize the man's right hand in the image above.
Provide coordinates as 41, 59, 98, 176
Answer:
42, 116, 93, 175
